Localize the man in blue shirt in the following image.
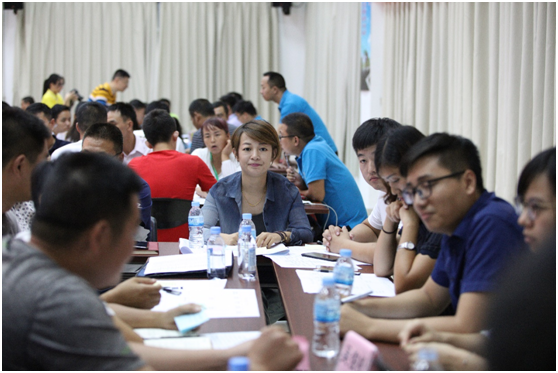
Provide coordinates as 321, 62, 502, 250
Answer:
261, 71, 338, 153
338, 133, 527, 343
279, 113, 367, 229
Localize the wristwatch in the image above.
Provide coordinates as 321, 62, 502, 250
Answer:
397, 242, 416, 251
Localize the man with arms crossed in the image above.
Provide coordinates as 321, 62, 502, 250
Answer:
2, 152, 301, 370
340, 133, 527, 342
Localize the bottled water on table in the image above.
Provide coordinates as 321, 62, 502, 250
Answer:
312, 276, 340, 359
411, 348, 443, 371
188, 201, 204, 250
207, 226, 226, 279
333, 249, 354, 297
227, 356, 250, 371
238, 213, 257, 241
238, 225, 256, 280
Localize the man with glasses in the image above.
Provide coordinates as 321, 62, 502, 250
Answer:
340, 133, 527, 343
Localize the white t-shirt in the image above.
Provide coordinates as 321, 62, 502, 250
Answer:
50, 140, 82, 161
368, 193, 388, 230
191, 147, 240, 180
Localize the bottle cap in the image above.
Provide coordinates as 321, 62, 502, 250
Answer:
322, 276, 335, 286
210, 226, 221, 235
242, 213, 252, 219
192, 201, 200, 207
228, 356, 250, 371
339, 249, 352, 257
241, 225, 251, 233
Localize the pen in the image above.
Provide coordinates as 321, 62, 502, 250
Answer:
341, 290, 374, 304
162, 287, 182, 295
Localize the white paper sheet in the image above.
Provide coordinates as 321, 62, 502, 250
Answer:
144, 252, 232, 275
134, 328, 184, 339
256, 243, 289, 256
151, 279, 228, 312
295, 270, 395, 297
144, 336, 212, 350
205, 331, 262, 350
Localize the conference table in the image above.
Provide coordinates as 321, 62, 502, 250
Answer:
133, 242, 409, 370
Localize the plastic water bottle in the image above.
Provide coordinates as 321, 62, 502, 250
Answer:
228, 356, 250, 371
188, 201, 204, 250
238, 213, 257, 242
207, 226, 226, 279
238, 225, 256, 280
333, 249, 355, 297
312, 276, 340, 359
411, 348, 443, 371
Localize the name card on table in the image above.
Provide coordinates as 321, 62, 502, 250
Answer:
335, 331, 379, 371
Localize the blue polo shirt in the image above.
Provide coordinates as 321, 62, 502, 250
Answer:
279, 90, 338, 153
296, 136, 367, 228
431, 191, 527, 310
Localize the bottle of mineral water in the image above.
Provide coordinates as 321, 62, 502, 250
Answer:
238, 225, 256, 280
312, 276, 340, 359
411, 348, 444, 371
207, 226, 226, 279
188, 201, 204, 250
333, 249, 355, 297
228, 356, 250, 371
238, 213, 257, 243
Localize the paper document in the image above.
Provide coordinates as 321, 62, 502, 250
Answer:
152, 279, 227, 312
256, 243, 289, 256
296, 270, 395, 297
205, 331, 262, 350
134, 328, 184, 339
145, 252, 232, 275
144, 336, 212, 350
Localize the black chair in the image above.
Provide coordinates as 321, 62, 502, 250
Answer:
149, 216, 158, 242
150, 198, 192, 237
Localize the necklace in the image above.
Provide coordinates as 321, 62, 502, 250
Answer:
242, 192, 265, 207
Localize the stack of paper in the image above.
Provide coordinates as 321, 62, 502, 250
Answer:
295, 269, 396, 297
144, 252, 232, 275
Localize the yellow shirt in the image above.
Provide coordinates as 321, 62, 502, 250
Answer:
41, 89, 64, 108
89, 82, 116, 106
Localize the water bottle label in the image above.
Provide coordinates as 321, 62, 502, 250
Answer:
188, 216, 204, 227
314, 301, 340, 323
334, 266, 354, 285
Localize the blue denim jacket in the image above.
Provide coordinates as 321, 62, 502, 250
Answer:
202, 171, 313, 245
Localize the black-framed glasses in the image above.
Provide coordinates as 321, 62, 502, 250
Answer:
514, 196, 554, 222
278, 135, 295, 140
402, 171, 466, 205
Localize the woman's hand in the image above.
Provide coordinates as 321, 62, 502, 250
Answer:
256, 232, 282, 248
221, 232, 239, 246
386, 200, 404, 223
399, 202, 420, 228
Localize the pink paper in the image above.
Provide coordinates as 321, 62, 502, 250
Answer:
335, 331, 379, 371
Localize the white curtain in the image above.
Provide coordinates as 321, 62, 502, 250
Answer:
383, 2, 556, 203
303, 3, 361, 173
154, 3, 280, 129
13, 3, 157, 106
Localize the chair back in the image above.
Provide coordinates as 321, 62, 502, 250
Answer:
151, 198, 192, 230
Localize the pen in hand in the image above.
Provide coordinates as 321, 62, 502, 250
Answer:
162, 287, 182, 295
341, 290, 374, 304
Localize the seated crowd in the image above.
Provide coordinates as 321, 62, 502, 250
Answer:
2, 69, 555, 370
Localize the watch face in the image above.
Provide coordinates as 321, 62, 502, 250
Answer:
399, 242, 415, 250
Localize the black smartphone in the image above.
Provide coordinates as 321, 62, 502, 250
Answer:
134, 241, 148, 250
301, 252, 339, 262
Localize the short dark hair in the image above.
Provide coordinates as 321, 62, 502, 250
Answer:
400, 133, 484, 191
263, 72, 286, 91
83, 122, 124, 155
281, 113, 315, 143
352, 118, 401, 152
212, 100, 229, 116
129, 99, 146, 110
189, 99, 215, 118
517, 147, 556, 199
232, 100, 258, 116
3, 101, 11, 110
32, 152, 142, 246
43, 73, 63, 95
374, 125, 424, 173
26, 103, 52, 121
2, 108, 50, 168
202, 117, 229, 137
51, 104, 70, 120
159, 98, 171, 108
142, 109, 176, 145
145, 100, 170, 115
219, 93, 240, 111
231, 120, 281, 160
22, 96, 35, 105
112, 69, 130, 80
108, 102, 139, 130
31, 160, 55, 209
76, 102, 108, 133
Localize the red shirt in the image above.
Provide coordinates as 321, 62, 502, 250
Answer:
129, 150, 216, 242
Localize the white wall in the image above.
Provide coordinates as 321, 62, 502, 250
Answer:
3, 10, 17, 104
277, 4, 306, 96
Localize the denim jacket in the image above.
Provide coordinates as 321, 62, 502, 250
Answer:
202, 171, 313, 245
